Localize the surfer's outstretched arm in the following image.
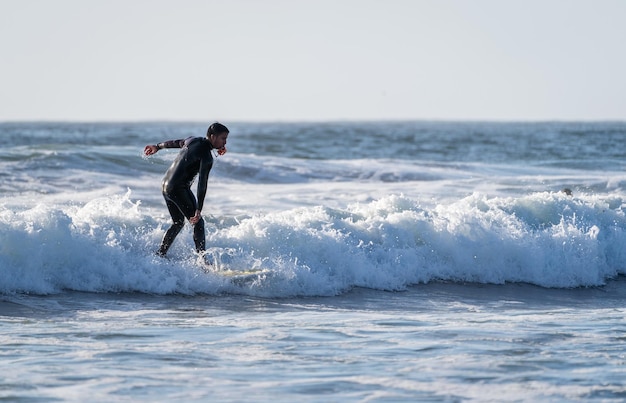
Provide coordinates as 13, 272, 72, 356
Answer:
144, 138, 189, 156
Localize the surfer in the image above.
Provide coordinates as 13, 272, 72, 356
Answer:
143, 122, 229, 259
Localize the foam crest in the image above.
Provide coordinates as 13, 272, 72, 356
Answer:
1, 192, 184, 295
210, 192, 626, 294
1, 191, 625, 296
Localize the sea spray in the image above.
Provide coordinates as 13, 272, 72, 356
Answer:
2, 190, 624, 296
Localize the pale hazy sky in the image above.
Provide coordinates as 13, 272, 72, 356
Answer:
1, 0, 625, 122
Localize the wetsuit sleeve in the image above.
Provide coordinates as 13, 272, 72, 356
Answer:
157, 138, 187, 149
196, 158, 213, 212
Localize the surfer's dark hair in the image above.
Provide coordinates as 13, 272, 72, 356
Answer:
207, 122, 229, 137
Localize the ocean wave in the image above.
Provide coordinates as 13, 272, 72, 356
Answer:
219, 154, 469, 184
1, 190, 624, 297
3, 121, 626, 168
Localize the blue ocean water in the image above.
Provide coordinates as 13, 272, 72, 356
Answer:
1, 121, 626, 401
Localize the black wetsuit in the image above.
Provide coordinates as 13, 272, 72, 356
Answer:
157, 136, 214, 256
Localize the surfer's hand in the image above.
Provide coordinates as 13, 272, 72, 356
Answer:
144, 145, 158, 156
190, 210, 202, 225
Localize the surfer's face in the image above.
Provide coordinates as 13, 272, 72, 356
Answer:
210, 132, 228, 150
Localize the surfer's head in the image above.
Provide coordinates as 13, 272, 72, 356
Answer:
207, 122, 229, 152
207, 122, 229, 138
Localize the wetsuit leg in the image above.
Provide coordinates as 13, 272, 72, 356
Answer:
157, 188, 206, 256
193, 217, 206, 252
157, 197, 186, 256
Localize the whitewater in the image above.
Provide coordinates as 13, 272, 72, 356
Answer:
1, 121, 626, 401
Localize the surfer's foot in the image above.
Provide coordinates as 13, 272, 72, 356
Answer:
196, 255, 214, 274
202, 255, 214, 266
195, 253, 213, 267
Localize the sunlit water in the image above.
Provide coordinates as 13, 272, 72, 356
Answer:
1, 121, 626, 401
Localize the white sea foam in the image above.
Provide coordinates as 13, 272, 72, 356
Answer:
1, 189, 624, 296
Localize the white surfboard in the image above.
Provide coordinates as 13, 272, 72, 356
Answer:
204, 266, 269, 285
